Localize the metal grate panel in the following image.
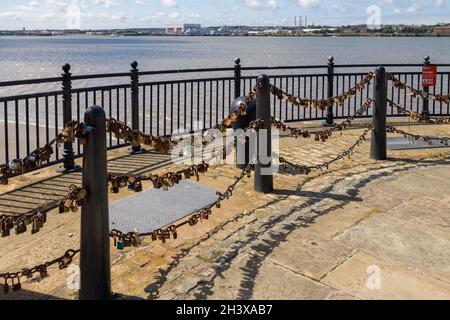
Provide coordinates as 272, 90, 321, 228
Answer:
109, 181, 219, 233
387, 137, 450, 150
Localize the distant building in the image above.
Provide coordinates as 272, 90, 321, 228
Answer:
166, 24, 184, 35
183, 23, 201, 31
166, 23, 202, 35
434, 26, 450, 35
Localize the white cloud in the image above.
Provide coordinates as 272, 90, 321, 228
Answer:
161, 0, 178, 8
267, 0, 278, 10
332, 4, 349, 13
435, 0, 444, 8
295, 0, 320, 8
245, 0, 262, 9
94, 0, 114, 7
135, 0, 147, 5
405, 4, 419, 12
168, 12, 180, 19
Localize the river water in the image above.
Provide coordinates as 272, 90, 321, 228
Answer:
1, 35, 450, 84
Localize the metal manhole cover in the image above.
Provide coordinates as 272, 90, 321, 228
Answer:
109, 181, 219, 233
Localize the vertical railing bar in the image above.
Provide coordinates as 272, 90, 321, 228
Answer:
164, 83, 167, 135
77, 92, 81, 153
309, 76, 313, 119
183, 82, 187, 130
157, 84, 160, 135
284, 77, 288, 119
222, 80, 225, 122
353, 75, 357, 115
14, 100, 20, 160
170, 83, 174, 133
272, 77, 277, 118
3, 101, 9, 163
209, 80, 213, 128
416, 74, 420, 113
150, 85, 153, 135
45, 96, 49, 147
303, 77, 306, 120
321, 76, 325, 119
25, 98, 30, 155
35, 97, 40, 152
315, 76, 319, 119
203, 81, 206, 129
215, 80, 219, 126
346, 75, 351, 116
177, 83, 181, 131
403, 74, 407, 111
279, 77, 283, 120
142, 85, 146, 133
116, 89, 120, 145
54, 94, 59, 160
197, 81, 200, 125
360, 74, 364, 114
291, 76, 294, 121
108, 90, 112, 147
124, 88, 128, 127
190, 81, 194, 131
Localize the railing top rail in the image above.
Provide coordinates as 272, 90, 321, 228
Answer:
0, 77, 63, 87
1, 63, 450, 88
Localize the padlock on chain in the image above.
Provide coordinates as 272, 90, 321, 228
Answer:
11, 277, 21, 292
14, 219, 27, 235
3, 277, 10, 294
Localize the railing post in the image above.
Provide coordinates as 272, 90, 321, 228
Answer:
371, 67, 387, 161
79, 105, 111, 300
324, 56, 335, 126
234, 57, 241, 100
130, 61, 143, 153
58, 63, 80, 173
421, 56, 431, 119
254, 74, 274, 193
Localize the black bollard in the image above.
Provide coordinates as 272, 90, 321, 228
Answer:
324, 56, 335, 126
79, 105, 112, 300
254, 75, 274, 193
370, 67, 387, 161
130, 61, 143, 154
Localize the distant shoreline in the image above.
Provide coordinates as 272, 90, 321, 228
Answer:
1, 33, 450, 38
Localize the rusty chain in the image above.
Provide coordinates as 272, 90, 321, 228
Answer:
270, 72, 375, 111
388, 99, 450, 124
0, 249, 79, 294
0, 121, 90, 185
106, 119, 264, 194
279, 125, 373, 175
214, 84, 261, 132
1, 185, 87, 238
386, 73, 450, 104
386, 125, 449, 146
273, 99, 374, 142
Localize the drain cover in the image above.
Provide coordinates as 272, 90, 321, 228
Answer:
387, 137, 450, 151
109, 181, 219, 234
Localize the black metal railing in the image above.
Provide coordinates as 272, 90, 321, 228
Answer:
1, 57, 449, 173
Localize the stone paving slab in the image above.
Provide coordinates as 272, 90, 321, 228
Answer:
266, 229, 353, 281
322, 251, 450, 300
251, 261, 332, 300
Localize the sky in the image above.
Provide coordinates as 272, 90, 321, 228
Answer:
0, 0, 448, 30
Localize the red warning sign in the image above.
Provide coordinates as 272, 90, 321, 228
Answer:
422, 66, 437, 87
